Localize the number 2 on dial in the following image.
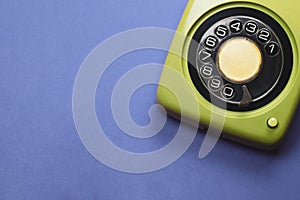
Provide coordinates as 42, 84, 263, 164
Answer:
258, 29, 271, 43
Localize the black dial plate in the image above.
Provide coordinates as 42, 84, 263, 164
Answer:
188, 8, 293, 111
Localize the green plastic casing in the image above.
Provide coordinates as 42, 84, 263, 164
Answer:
156, 0, 300, 149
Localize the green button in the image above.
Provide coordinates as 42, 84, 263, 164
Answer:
267, 118, 279, 128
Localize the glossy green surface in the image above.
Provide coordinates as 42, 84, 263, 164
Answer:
157, 0, 300, 149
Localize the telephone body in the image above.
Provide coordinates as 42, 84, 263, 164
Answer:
157, 0, 300, 149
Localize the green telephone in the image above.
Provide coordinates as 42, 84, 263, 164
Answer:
157, 0, 300, 149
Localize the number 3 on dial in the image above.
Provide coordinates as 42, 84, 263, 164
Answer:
245, 21, 258, 35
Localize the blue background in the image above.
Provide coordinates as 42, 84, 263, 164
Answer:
1, 0, 300, 199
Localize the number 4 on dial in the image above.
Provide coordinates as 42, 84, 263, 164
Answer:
230, 20, 242, 33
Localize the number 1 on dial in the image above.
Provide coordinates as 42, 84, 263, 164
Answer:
266, 42, 279, 56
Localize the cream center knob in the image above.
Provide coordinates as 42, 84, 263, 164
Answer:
217, 37, 262, 83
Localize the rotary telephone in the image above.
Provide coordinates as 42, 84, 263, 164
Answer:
157, 0, 300, 149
